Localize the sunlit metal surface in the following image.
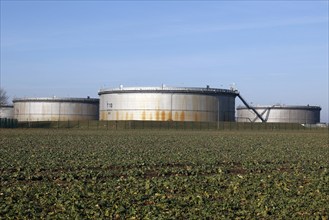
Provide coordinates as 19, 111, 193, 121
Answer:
13, 98, 99, 122
0, 105, 14, 119
236, 105, 321, 123
99, 86, 238, 122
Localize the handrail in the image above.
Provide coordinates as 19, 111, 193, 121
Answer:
237, 94, 265, 122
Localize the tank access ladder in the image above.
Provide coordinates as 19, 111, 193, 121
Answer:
237, 93, 266, 122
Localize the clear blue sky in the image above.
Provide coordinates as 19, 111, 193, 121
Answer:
1, 1, 328, 122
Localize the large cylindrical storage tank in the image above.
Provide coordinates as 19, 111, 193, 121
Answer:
13, 97, 99, 122
236, 105, 321, 124
0, 105, 14, 119
99, 87, 238, 122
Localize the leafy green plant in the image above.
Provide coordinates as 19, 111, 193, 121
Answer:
0, 129, 328, 218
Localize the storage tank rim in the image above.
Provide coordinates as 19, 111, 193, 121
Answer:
13, 98, 99, 104
237, 105, 321, 110
99, 87, 238, 96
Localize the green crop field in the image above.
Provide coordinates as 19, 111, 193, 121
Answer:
0, 129, 328, 219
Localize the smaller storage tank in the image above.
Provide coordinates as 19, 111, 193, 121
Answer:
13, 97, 99, 122
236, 105, 321, 124
0, 105, 14, 119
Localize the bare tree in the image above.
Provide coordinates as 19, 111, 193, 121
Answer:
0, 88, 9, 106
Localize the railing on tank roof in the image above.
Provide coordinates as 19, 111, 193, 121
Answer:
13, 97, 99, 103
237, 105, 321, 110
99, 86, 239, 94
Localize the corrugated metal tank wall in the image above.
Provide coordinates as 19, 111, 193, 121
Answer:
99, 87, 237, 122
0, 106, 14, 119
13, 98, 99, 122
236, 105, 321, 124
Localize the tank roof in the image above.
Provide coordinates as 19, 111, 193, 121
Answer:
99, 86, 239, 96
237, 105, 321, 110
13, 97, 99, 104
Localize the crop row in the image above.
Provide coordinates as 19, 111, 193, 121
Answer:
0, 129, 328, 218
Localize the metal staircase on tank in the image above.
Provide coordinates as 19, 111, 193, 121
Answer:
237, 93, 266, 122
